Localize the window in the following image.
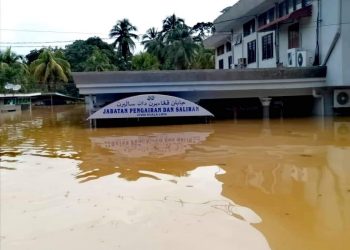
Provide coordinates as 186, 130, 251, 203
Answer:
258, 8, 275, 27
219, 59, 224, 69
228, 56, 232, 69
296, 0, 302, 9
217, 45, 225, 56
247, 40, 256, 64
243, 19, 255, 37
267, 8, 275, 23
262, 33, 274, 60
288, 0, 295, 13
279, 1, 288, 17
288, 23, 299, 49
258, 12, 267, 27
226, 42, 232, 52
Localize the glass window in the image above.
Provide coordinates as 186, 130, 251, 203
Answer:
288, 0, 295, 13
262, 33, 274, 60
267, 8, 275, 23
247, 40, 256, 64
218, 59, 224, 69
258, 12, 267, 27
228, 56, 233, 69
217, 45, 225, 56
279, 1, 287, 17
243, 19, 256, 37
296, 0, 302, 9
226, 42, 232, 52
288, 23, 300, 49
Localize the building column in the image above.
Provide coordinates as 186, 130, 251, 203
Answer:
312, 89, 334, 116
260, 97, 272, 119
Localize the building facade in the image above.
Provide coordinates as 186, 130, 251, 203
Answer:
204, 0, 350, 91
74, 0, 349, 119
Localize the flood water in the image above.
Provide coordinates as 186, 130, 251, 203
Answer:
1, 105, 350, 250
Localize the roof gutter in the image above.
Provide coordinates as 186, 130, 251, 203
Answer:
322, 0, 342, 66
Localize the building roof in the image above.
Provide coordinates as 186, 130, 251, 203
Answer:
214, 0, 276, 32
203, 32, 231, 49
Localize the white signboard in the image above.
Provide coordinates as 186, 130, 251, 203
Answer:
88, 94, 214, 119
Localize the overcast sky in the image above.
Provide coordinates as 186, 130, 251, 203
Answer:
0, 0, 237, 56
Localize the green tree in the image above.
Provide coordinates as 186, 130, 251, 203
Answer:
131, 52, 160, 70
85, 48, 116, 72
165, 24, 198, 69
30, 49, 71, 91
162, 14, 185, 34
191, 45, 215, 69
109, 19, 139, 61
191, 22, 214, 42
0, 48, 35, 92
64, 37, 118, 72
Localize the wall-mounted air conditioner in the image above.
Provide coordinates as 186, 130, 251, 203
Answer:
287, 48, 299, 67
238, 58, 247, 67
296, 51, 309, 67
334, 89, 350, 108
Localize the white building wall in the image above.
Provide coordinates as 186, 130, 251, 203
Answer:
319, 0, 342, 86
341, 0, 350, 86
212, 0, 350, 87
233, 28, 244, 66
243, 33, 258, 68
215, 43, 233, 69
279, 24, 289, 67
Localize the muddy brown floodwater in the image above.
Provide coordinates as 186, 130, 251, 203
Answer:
0, 105, 349, 250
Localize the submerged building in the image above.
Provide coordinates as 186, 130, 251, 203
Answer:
74, 0, 350, 118
203, 0, 350, 113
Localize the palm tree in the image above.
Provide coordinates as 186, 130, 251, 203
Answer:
109, 19, 139, 60
0, 48, 31, 91
142, 29, 166, 66
191, 45, 215, 69
165, 24, 198, 69
141, 27, 159, 45
0, 47, 25, 67
30, 49, 71, 91
162, 14, 185, 33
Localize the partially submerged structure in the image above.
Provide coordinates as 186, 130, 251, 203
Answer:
73, 0, 350, 119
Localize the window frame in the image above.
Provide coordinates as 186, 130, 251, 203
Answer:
247, 40, 257, 64
218, 59, 224, 69
217, 45, 225, 56
288, 23, 300, 49
262, 33, 274, 60
228, 56, 233, 69
243, 19, 256, 37
226, 42, 232, 52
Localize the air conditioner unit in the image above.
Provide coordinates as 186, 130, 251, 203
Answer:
334, 89, 350, 108
238, 58, 247, 66
334, 122, 350, 141
287, 48, 299, 67
296, 51, 309, 67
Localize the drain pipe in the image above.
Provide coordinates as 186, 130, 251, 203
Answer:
322, 0, 342, 66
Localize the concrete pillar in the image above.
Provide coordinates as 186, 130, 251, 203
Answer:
260, 97, 272, 119
313, 89, 334, 116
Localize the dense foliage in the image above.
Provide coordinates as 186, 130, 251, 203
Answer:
0, 14, 215, 95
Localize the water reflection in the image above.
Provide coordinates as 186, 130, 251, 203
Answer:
1, 106, 350, 250
90, 132, 212, 158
